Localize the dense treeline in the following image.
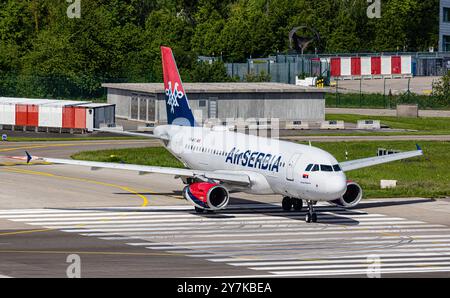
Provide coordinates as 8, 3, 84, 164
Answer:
0, 0, 439, 99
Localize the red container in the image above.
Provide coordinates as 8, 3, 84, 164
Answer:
15, 104, 39, 126
27, 105, 39, 126
391, 56, 402, 74
63, 107, 86, 129
74, 107, 86, 129
15, 104, 28, 126
330, 58, 341, 77
351, 57, 361, 76
371, 57, 381, 75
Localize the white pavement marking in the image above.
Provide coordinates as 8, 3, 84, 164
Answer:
1, 204, 450, 277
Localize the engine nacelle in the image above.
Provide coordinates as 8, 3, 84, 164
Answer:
183, 182, 229, 210
331, 181, 363, 208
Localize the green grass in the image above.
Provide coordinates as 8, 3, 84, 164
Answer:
72, 141, 450, 199
71, 147, 184, 168
325, 92, 450, 110
308, 141, 450, 199
5, 136, 144, 142
325, 114, 450, 135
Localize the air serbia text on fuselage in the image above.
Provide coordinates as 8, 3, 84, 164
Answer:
225, 147, 283, 172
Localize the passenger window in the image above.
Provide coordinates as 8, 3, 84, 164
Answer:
312, 164, 319, 172
333, 164, 342, 172
305, 164, 313, 171
321, 165, 333, 172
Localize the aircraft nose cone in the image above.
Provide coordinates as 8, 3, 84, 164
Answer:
326, 175, 347, 197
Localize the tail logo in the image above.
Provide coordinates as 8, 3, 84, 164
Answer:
165, 81, 183, 114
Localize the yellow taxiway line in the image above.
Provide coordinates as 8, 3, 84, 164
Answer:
0, 140, 153, 153
1, 167, 149, 207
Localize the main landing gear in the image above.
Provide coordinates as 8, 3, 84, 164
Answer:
282, 197, 317, 223
194, 207, 215, 214
194, 207, 205, 213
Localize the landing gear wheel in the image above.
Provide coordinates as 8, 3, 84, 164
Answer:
194, 207, 205, 213
305, 213, 312, 223
282, 197, 293, 211
305, 200, 317, 223
293, 199, 303, 211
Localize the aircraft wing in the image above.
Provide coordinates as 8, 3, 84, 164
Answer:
340, 146, 423, 172
94, 128, 169, 141
28, 155, 250, 186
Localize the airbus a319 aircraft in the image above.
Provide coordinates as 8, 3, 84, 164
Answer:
26, 46, 423, 223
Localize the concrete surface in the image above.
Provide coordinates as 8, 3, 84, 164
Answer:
333, 76, 439, 95
0, 140, 449, 278
326, 107, 450, 118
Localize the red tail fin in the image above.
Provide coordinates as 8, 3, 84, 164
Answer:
161, 46, 195, 126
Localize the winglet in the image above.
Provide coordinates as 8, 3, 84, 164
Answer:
25, 151, 32, 164
416, 144, 422, 152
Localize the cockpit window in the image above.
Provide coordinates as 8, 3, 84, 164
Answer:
333, 164, 342, 172
312, 164, 320, 172
320, 165, 333, 172
305, 164, 313, 171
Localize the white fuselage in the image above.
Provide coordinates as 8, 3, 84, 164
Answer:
154, 125, 347, 202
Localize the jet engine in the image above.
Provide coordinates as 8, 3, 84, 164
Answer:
331, 181, 363, 208
183, 182, 230, 210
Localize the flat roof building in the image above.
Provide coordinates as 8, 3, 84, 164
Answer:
102, 82, 326, 125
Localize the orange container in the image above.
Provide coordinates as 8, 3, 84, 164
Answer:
27, 105, 39, 126
62, 106, 86, 128
74, 107, 86, 129
62, 107, 75, 128
15, 104, 28, 126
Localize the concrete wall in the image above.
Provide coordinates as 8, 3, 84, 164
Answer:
108, 89, 130, 118
108, 89, 325, 124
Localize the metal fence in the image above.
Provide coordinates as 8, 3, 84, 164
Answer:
226, 57, 330, 84
327, 78, 450, 110
225, 52, 450, 84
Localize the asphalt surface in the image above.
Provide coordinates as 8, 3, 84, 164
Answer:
0, 139, 450, 278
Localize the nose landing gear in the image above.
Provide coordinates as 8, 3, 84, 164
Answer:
305, 200, 317, 223
281, 197, 317, 223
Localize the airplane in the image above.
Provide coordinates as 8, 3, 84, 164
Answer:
24, 46, 423, 223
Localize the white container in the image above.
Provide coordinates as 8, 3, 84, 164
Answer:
361, 57, 372, 76
380, 180, 397, 189
38, 106, 63, 128
0, 103, 16, 125
285, 120, 310, 130
401, 56, 412, 75
340, 57, 351, 76
320, 120, 344, 130
381, 56, 392, 75
357, 120, 381, 130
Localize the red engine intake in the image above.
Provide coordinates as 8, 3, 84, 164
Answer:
183, 182, 229, 210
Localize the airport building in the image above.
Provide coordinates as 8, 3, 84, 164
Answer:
102, 83, 326, 125
440, 0, 450, 52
